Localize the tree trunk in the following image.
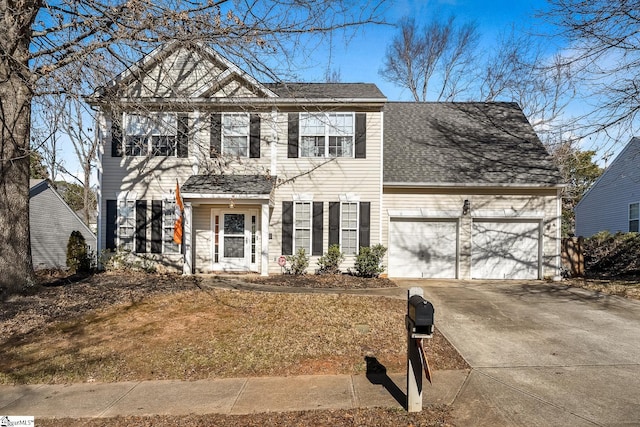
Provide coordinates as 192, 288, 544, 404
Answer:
0, 2, 38, 296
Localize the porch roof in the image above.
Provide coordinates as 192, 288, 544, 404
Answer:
181, 174, 275, 199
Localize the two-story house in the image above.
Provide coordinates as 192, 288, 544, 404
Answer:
89, 42, 564, 280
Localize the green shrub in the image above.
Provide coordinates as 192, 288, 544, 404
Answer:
317, 244, 344, 274
287, 248, 309, 275
66, 230, 91, 273
354, 244, 387, 277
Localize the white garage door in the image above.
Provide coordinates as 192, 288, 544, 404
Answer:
389, 218, 458, 278
472, 219, 540, 279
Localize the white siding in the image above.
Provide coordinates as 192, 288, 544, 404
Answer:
575, 138, 640, 237
268, 111, 383, 274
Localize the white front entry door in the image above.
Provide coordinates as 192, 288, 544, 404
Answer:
215, 210, 257, 271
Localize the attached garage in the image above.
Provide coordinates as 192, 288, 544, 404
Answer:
388, 218, 458, 278
471, 219, 541, 279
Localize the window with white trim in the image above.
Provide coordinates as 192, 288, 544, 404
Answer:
341, 202, 358, 255
117, 199, 135, 251
300, 113, 354, 158
124, 113, 177, 156
163, 200, 180, 254
294, 201, 312, 252
222, 113, 249, 157
630, 202, 639, 232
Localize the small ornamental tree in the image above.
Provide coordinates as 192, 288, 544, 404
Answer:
66, 230, 91, 273
354, 244, 387, 277
317, 244, 345, 274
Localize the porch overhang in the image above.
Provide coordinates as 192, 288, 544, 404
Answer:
181, 174, 275, 206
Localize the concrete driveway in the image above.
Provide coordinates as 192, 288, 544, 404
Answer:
396, 279, 640, 426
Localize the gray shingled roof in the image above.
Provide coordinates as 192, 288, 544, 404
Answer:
265, 83, 386, 100
182, 175, 275, 195
383, 102, 563, 186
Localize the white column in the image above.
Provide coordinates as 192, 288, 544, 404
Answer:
261, 201, 270, 276
183, 202, 193, 275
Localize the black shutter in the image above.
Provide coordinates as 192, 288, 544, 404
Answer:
151, 200, 163, 254
312, 202, 324, 256
177, 114, 189, 158
355, 113, 366, 159
287, 113, 299, 158
135, 200, 147, 253
359, 202, 370, 248
106, 200, 117, 250
111, 114, 123, 157
329, 202, 340, 247
282, 201, 293, 255
250, 113, 261, 158
210, 113, 222, 158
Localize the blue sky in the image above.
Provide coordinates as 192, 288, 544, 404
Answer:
304, 0, 556, 101
53, 0, 624, 183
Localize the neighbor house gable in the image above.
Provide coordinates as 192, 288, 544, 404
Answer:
575, 137, 640, 236
29, 180, 97, 269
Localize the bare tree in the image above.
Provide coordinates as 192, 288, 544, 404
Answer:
379, 15, 479, 101
543, 0, 640, 136
0, 0, 386, 296
478, 28, 575, 144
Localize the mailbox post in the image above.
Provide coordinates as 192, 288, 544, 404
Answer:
405, 287, 434, 412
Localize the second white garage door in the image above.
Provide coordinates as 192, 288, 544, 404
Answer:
388, 218, 458, 278
472, 219, 540, 279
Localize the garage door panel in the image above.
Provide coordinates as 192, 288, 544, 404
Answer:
472, 220, 540, 279
389, 219, 457, 278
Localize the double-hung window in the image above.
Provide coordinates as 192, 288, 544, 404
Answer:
124, 113, 177, 156
118, 199, 135, 251
163, 200, 180, 254
630, 202, 639, 232
341, 202, 358, 255
300, 113, 354, 158
294, 202, 312, 253
222, 113, 249, 157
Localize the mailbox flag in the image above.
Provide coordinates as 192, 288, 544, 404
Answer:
173, 179, 184, 245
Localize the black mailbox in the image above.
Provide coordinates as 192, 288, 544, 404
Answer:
406, 295, 434, 336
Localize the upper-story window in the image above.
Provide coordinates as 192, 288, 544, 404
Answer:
124, 113, 177, 156
630, 202, 639, 232
222, 113, 250, 157
300, 113, 354, 158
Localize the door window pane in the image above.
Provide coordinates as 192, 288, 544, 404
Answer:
224, 214, 245, 234
224, 237, 244, 257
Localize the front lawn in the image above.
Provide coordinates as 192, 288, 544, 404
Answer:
1, 272, 467, 385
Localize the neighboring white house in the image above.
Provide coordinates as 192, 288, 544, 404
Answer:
88, 42, 564, 280
575, 137, 640, 237
29, 179, 97, 269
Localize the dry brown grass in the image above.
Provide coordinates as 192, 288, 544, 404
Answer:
565, 278, 640, 300
0, 276, 467, 385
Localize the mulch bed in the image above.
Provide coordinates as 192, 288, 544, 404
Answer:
250, 273, 397, 289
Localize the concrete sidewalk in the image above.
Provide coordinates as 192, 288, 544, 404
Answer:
0, 370, 468, 419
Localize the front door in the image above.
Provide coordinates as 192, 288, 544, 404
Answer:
213, 209, 258, 272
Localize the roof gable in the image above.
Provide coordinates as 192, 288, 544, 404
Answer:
575, 137, 640, 210
94, 42, 277, 100
383, 102, 563, 187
